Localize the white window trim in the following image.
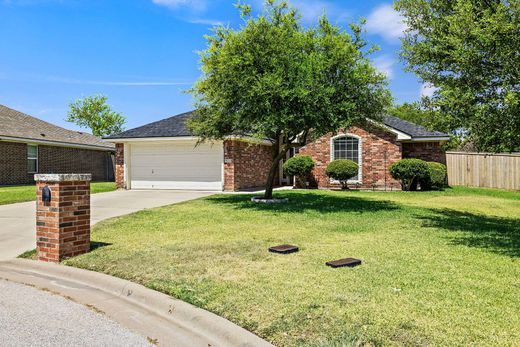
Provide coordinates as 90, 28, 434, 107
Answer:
330, 134, 362, 184
27, 144, 38, 174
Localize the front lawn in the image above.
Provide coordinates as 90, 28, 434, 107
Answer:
0, 182, 116, 205
64, 187, 520, 346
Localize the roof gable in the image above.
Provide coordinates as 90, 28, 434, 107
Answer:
105, 111, 193, 139
0, 105, 114, 150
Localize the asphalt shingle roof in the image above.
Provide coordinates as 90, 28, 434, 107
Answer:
0, 104, 114, 150
106, 111, 449, 140
105, 111, 194, 139
382, 115, 449, 138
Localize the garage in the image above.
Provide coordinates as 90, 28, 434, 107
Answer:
128, 140, 223, 190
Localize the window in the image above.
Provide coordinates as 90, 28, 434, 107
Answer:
332, 136, 361, 181
27, 145, 38, 173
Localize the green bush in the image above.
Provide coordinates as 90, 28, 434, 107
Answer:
283, 155, 315, 187
325, 159, 358, 190
389, 158, 429, 191
421, 162, 447, 190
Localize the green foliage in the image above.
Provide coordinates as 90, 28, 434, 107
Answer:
389, 158, 430, 191
395, 0, 520, 152
67, 95, 126, 137
325, 159, 358, 189
188, 0, 391, 198
283, 155, 315, 184
421, 162, 448, 191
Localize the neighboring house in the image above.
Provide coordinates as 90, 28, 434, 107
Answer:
106, 111, 449, 191
0, 105, 115, 186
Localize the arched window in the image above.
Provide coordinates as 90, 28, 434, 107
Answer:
332, 135, 361, 181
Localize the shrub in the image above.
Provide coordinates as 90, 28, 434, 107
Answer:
325, 159, 358, 190
389, 158, 429, 191
283, 155, 315, 187
421, 162, 447, 190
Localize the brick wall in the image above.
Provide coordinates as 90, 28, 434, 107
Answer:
0, 142, 32, 185
299, 124, 402, 190
0, 141, 112, 186
224, 139, 273, 191
36, 176, 91, 262
115, 143, 125, 189
402, 142, 446, 164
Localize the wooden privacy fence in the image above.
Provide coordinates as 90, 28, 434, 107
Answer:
446, 151, 520, 190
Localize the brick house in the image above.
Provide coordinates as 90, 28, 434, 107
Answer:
0, 105, 115, 186
106, 111, 449, 191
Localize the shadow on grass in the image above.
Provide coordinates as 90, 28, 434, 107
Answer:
418, 208, 520, 257
90, 241, 112, 251
17, 241, 112, 260
207, 191, 400, 214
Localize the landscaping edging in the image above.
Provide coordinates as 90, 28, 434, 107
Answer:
0, 259, 274, 347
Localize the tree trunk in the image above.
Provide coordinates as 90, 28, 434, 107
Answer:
264, 144, 287, 199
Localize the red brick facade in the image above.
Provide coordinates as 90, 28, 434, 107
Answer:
35, 175, 91, 262
402, 142, 446, 164
0, 141, 113, 186
223, 139, 273, 191
112, 132, 445, 192
299, 124, 403, 190
115, 143, 125, 189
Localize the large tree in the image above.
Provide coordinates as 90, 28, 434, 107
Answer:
395, 0, 520, 152
188, 0, 391, 198
67, 95, 126, 137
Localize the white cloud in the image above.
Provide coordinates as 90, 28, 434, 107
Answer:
152, 0, 207, 11
373, 55, 394, 79
420, 83, 438, 98
366, 4, 407, 43
187, 18, 224, 26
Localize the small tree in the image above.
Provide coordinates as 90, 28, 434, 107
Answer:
325, 159, 358, 190
67, 95, 126, 137
389, 158, 429, 191
188, 0, 391, 199
283, 155, 315, 188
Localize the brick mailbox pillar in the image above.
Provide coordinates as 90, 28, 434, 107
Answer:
35, 174, 92, 262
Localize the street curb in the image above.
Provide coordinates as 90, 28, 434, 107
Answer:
0, 259, 274, 347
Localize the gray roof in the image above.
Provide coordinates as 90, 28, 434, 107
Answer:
0, 104, 114, 150
105, 111, 194, 139
106, 111, 449, 140
383, 115, 449, 138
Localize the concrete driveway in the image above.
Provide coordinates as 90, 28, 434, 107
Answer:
0, 190, 214, 261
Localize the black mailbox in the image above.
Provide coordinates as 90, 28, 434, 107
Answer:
42, 185, 52, 204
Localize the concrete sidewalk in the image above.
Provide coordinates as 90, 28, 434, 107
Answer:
0, 190, 214, 261
0, 259, 274, 347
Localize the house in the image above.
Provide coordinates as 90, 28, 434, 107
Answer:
106, 111, 450, 191
0, 105, 115, 186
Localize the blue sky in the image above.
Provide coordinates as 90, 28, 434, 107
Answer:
0, 0, 432, 133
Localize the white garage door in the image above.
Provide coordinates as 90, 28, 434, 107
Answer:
129, 141, 223, 190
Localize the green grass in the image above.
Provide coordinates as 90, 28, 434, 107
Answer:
0, 182, 116, 205
64, 187, 520, 346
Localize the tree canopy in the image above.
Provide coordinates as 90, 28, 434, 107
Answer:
67, 95, 126, 137
188, 0, 391, 198
396, 0, 520, 152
